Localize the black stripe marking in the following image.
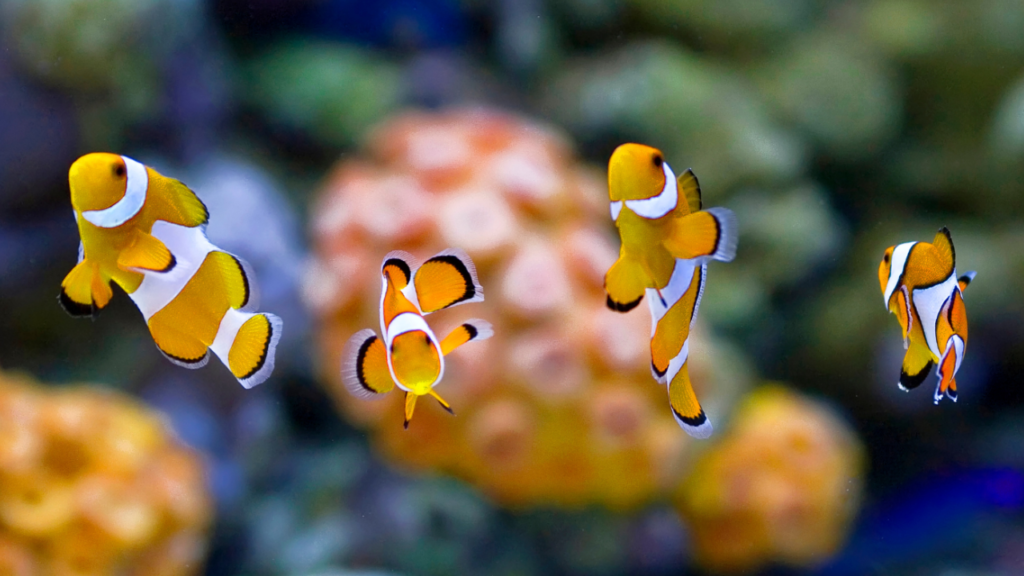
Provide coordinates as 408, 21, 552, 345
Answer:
239, 316, 272, 381
673, 406, 708, 427
710, 212, 721, 257
688, 169, 702, 211
383, 258, 411, 285
464, 323, 479, 340
958, 274, 973, 288
355, 334, 379, 394
899, 360, 934, 391
689, 265, 705, 325
426, 254, 475, 305
606, 294, 642, 312
58, 289, 96, 318
231, 255, 250, 309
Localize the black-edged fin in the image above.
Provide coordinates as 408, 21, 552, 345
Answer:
58, 288, 96, 318
414, 248, 484, 313
117, 232, 176, 273
159, 347, 210, 370
382, 250, 415, 290
429, 390, 456, 415
898, 340, 935, 391
932, 227, 955, 275
958, 271, 976, 292
651, 361, 667, 383
439, 319, 494, 356
677, 168, 702, 213
340, 328, 394, 399
234, 313, 283, 389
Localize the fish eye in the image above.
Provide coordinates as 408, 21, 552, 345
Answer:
652, 154, 663, 168
113, 164, 125, 178
883, 253, 890, 263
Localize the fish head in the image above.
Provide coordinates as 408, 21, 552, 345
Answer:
389, 329, 442, 395
68, 153, 131, 214
608, 143, 667, 202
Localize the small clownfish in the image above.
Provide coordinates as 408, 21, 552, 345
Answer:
60, 153, 282, 388
341, 249, 493, 429
879, 227, 975, 403
603, 143, 738, 439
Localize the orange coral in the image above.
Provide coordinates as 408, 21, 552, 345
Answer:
0, 370, 212, 576
676, 385, 864, 573
306, 108, 752, 508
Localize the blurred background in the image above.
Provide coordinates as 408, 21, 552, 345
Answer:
1, 0, 1023, 574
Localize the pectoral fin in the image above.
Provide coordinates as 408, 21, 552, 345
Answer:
663, 207, 738, 262
340, 329, 395, 398
117, 232, 175, 273
440, 319, 494, 355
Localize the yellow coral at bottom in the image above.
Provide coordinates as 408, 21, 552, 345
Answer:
0, 369, 212, 576
675, 385, 864, 573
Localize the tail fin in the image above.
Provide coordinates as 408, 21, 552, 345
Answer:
663, 207, 738, 263
59, 260, 112, 318
216, 311, 282, 389
667, 360, 713, 439
958, 271, 976, 292
604, 256, 647, 312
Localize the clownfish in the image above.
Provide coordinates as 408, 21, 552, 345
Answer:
341, 249, 493, 428
60, 153, 282, 389
603, 143, 738, 439
879, 227, 975, 403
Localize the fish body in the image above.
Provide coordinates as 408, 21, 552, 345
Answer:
879, 227, 974, 403
603, 143, 738, 439
60, 153, 282, 388
342, 249, 493, 428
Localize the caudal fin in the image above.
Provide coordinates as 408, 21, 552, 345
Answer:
59, 260, 112, 318
217, 311, 282, 389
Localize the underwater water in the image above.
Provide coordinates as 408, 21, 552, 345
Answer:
0, 0, 1023, 574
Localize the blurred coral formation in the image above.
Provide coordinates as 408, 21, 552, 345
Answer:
305, 108, 754, 508
676, 385, 864, 573
0, 369, 211, 576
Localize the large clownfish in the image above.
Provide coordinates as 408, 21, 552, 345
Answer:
60, 153, 282, 388
879, 227, 974, 403
341, 249, 493, 428
603, 143, 738, 439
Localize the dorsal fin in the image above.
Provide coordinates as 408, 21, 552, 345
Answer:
932, 227, 955, 271
677, 168, 701, 214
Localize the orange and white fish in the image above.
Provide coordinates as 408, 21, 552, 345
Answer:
604, 143, 738, 438
879, 227, 974, 403
341, 249, 493, 428
60, 153, 282, 388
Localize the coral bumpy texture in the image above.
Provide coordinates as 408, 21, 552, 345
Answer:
306, 109, 751, 508
0, 370, 211, 576
676, 385, 864, 573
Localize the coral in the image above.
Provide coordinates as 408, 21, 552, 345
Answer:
306, 108, 752, 508
0, 370, 212, 576
675, 385, 864, 573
